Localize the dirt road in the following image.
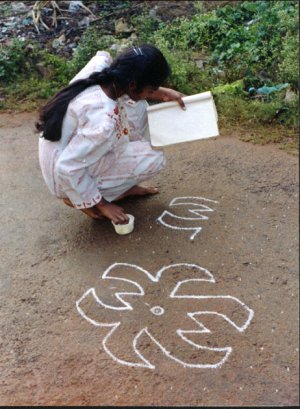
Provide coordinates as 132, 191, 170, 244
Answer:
0, 112, 298, 406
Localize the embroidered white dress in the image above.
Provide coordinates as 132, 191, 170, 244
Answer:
38, 51, 165, 208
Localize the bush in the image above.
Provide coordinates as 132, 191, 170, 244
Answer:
0, 39, 28, 83
39, 51, 76, 83
150, 0, 299, 88
215, 93, 298, 128
150, 37, 201, 95
277, 9, 299, 89
70, 27, 116, 73
0, 0, 298, 142
130, 14, 161, 45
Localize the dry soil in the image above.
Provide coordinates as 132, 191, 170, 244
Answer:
0, 112, 299, 406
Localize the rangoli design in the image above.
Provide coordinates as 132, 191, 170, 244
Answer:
76, 263, 254, 369
157, 196, 218, 240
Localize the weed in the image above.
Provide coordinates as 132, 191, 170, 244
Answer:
0, 39, 28, 82
215, 93, 298, 128
0, 0, 298, 152
70, 27, 116, 73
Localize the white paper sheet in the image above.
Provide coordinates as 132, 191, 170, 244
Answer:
147, 91, 219, 147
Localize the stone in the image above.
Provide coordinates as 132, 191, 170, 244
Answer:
130, 32, 138, 42
78, 16, 90, 27
110, 39, 132, 54
195, 59, 204, 69
52, 34, 65, 49
284, 89, 297, 103
4, 21, 17, 28
115, 18, 134, 34
149, 6, 159, 19
36, 62, 53, 78
21, 18, 31, 26
11, 2, 28, 12
26, 43, 35, 51
68, 1, 83, 13
192, 52, 207, 69
59, 34, 66, 43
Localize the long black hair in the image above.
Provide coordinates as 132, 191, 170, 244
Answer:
36, 44, 171, 141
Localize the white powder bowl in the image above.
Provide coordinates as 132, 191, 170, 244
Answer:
111, 214, 135, 235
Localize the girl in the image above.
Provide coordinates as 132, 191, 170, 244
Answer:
37, 44, 185, 224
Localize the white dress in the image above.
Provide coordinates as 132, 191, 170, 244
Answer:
38, 51, 165, 209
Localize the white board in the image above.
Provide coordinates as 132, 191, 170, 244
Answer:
147, 91, 219, 147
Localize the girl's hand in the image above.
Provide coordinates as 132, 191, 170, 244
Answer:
96, 198, 129, 224
151, 87, 186, 110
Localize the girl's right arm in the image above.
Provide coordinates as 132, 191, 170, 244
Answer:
96, 198, 129, 224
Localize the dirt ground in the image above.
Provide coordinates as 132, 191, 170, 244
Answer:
0, 112, 299, 406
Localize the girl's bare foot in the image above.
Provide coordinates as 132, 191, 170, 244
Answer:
115, 185, 159, 201
62, 198, 103, 220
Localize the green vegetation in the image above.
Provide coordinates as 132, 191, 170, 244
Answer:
0, 1, 298, 152
0, 39, 26, 81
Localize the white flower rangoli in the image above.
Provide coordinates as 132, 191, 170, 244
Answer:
76, 263, 254, 369
157, 196, 218, 240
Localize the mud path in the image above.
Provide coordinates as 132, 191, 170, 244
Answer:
0, 113, 298, 406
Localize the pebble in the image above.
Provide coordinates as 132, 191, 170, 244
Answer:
68, 1, 83, 13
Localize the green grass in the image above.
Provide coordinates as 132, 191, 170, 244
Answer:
0, 1, 298, 154
221, 122, 298, 155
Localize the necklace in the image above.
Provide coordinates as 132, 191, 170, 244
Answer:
112, 81, 118, 100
